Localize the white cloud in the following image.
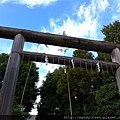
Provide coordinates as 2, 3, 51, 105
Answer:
111, 0, 120, 21
19, 0, 57, 8
0, 0, 9, 3
0, 0, 57, 8
97, 0, 109, 11
0, 39, 13, 54
114, 0, 120, 12
42, 0, 109, 40
45, 17, 97, 39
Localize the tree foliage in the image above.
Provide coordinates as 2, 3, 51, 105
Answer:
37, 50, 101, 118
101, 20, 120, 44
92, 20, 120, 115
0, 53, 39, 116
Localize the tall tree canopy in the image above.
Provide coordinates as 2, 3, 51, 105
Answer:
0, 53, 39, 116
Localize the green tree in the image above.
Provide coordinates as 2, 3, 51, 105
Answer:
90, 20, 120, 115
102, 20, 120, 44
37, 50, 100, 118
0, 53, 39, 116
57, 67, 100, 115
0, 53, 9, 86
94, 82, 120, 115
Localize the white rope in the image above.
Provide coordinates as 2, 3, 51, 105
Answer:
20, 62, 32, 105
67, 72, 73, 117
20, 44, 40, 106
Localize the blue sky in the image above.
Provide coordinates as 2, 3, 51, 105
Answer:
0, 0, 120, 115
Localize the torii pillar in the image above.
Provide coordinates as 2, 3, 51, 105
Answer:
0, 34, 24, 116
111, 48, 120, 94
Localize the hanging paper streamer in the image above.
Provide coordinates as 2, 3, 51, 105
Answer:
64, 69, 66, 73
45, 55, 48, 66
62, 66, 66, 73
64, 67, 66, 73
71, 59, 75, 68
96, 62, 100, 72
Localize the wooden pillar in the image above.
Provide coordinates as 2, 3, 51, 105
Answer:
111, 48, 120, 94
0, 34, 24, 115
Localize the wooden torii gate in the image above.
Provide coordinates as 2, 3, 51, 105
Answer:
0, 26, 120, 116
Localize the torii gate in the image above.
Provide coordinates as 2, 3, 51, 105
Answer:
0, 26, 120, 116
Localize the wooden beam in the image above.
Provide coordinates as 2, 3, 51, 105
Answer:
0, 34, 25, 115
20, 51, 119, 72
0, 26, 120, 53
111, 48, 120, 94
